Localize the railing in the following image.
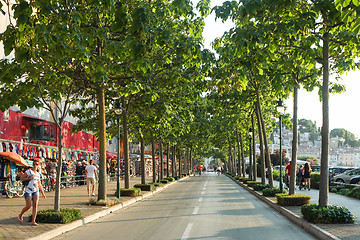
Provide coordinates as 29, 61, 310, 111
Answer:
0, 173, 123, 195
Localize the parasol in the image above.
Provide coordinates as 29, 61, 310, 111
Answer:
0, 152, 30, 167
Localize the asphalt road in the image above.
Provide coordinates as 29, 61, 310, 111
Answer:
54, 173, 316, 240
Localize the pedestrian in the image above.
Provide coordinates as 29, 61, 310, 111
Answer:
18, 160, 46, 226
285, 161, 291, 189
297, 165, 304, 190
303, 163, 312, 191
85, 160, 98, 196
217, 166, 221, 176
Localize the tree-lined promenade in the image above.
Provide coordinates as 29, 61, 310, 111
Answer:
1, 0, 359, 218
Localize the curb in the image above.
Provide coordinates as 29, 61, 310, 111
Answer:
226, 175, 340, 240
27, 176, 189, 240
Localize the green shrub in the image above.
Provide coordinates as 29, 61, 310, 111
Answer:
310, 172, 320, 189
133, 184, 155, 191
149, 182, 163, 187
174, 176, 180, 180
262, 187, 287, 197
276, 194, 311, 206
242, 178, 252, 184
301, 204, 355, 224
253, 184, 270, 191
89, 198, 120, 206
246, 181, 262, 187
234, 176, 240, 180
115, 188, 141, 197
163, 177, 175, 182
272, 169, 280, 181
181, 174, 187, 178
160, 179, 169, 184
29, 208, 82, 224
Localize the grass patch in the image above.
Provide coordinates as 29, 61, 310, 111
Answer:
253, 184, 270, 191
133, 184, 155, 191
246, 181, 262, 187
89, 198, 120, 206
262, 187, 287, 197
115, 188, 141, 197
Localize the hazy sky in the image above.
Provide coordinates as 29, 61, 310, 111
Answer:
200, 0, 360, 137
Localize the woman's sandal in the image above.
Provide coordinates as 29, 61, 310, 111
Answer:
18, 217, 23, 224
31, 222, 38, 226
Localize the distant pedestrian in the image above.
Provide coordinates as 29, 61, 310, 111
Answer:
18, 160, 46, 226
303, 163, 312, 191
85, 160, 98, 196
217, 166, 222, 176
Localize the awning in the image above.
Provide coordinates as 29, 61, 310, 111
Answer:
106, 151, 118, 159
0, 152, 29, 167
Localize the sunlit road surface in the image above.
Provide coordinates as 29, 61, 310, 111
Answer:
54, 172, 315, 240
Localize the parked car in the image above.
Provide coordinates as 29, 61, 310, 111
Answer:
329, 167, 353, 180
311, 165, 320, 173
333, 168, 360, 183
350, 176, 360, 185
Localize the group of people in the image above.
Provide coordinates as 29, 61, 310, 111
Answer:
285, 162, 312, 191
17, 159, 98, 226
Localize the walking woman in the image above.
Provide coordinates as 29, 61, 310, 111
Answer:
303, 163, 312, 191
18, 160, 46, 226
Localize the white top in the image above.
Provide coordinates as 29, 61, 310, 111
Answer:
25, 169, 40, 193
85, 165, 97, 178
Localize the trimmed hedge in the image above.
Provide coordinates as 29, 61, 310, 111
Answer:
301, 204, 355, 224
276, 194, 311, 206
310, 172, 320, 189
163, 177, 175, 182
134, 184, 155, 191
89, 198, 120, 206
149, 182, 163, 187
29, 208, 82, 224
242, 178, 252, 184
246, 181, 262, 187
160, 179, 169, 184
253, 184, 271, 191
337, 187, 360, 199
272, 169, 280, 181
262, 187, 287, 197
115, 188, 141, 197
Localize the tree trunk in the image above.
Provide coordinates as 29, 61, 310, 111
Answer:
172, 145, 176, 177
97, 86, 107, 199
319, 30, 330, 207
159, 137, 163, 181
290, 86, 299, 195
166, 143, 170, 177
255, 103, 266, 184
122, 97, 130, 189
248, 135, 253, 180
54, 123, 63, 212
239, 130, 246, 177
140, 131, 145, 185
256, 89, 274, 187
227, 135, 233, 175
190, 147, 193, 174
178, 148, 182, 176
151, 133, 156, 183
251, 113, 257, 180
236, 128, 242, 177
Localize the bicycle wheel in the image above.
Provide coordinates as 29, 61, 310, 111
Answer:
4, 181, 15, 198
15, 181, 25, 197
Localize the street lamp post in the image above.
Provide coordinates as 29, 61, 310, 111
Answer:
276, 99, 285, 193
248, 128, 253, 180
114, 99, 123, 199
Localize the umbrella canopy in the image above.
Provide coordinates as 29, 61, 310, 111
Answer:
0, 152, 29, 167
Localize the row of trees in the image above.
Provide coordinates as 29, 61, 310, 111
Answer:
1, 0, 359, 211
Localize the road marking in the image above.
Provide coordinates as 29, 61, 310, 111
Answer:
198, 197, 203, 202
202, 187, 206, 190
181, 223, 193, 240
201, 191, 205, 195
193, 206, 199, 215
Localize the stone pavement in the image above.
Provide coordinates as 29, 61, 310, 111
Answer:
0, 177, 154, 240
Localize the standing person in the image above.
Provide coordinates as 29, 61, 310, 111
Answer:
18, 160, 46, 226
303, 163, 312, 191
217, 166, 222, 176
297, 165, 304, 190
285, 161, 292, 189
85, 160, 98, 196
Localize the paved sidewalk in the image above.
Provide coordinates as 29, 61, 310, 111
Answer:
0, 177, 154, 240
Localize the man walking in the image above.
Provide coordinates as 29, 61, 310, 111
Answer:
85, 160, 98, 196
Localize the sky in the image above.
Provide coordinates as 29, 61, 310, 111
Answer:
199, 0, 360, 138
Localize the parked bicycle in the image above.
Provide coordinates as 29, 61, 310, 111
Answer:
4, 176, 24, 198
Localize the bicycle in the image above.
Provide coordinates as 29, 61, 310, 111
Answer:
4, 176, 24, 198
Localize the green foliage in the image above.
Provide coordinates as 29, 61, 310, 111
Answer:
299, 119, 318, 133
149, 182, 163, 187
89, 198, 120, 206
301, 204, 355, 224
253, 184, 271, 191
133, 184, 155, 191
163, 177, 175, 182
116, 188, 141, 197
310, 172, 321, 189
160, 179, 169, 184
272, 169, 280, 181
241, 178, 251, 183
246, 181, 262, 187
298, 155, 319, 165
276, 194, 311, 206
337, 187, 360, 199
29, 208, 82, 224
330, 128, 360, 147
262, 187, 287, 197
